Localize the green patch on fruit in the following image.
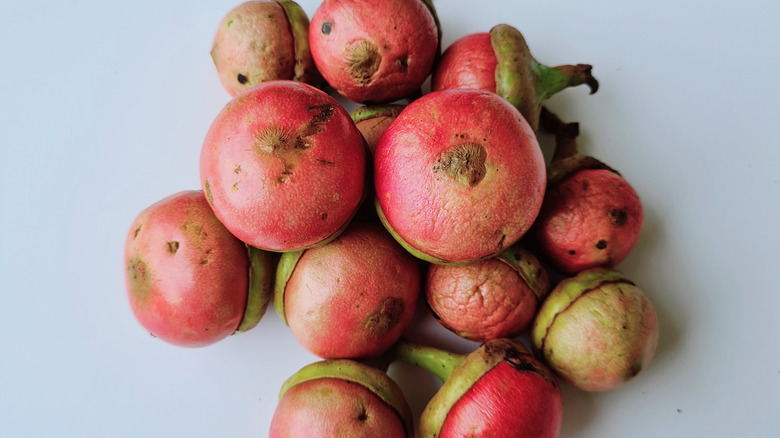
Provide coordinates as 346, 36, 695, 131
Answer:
204, 179, 213, 206
126, 256, 154, 302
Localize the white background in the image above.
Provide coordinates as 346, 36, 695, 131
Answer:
2, 0, 779, 436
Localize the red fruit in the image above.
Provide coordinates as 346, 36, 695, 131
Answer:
200, 80, 365, 252
431, 33, 496, 93
374, 89, 546, 264
124, 191, 248, 347
276, 222, 420, 359
533, 167, 643, 274
309, 0, 440, 103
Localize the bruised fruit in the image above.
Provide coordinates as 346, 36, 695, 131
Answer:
200, 80, 366, 252
309, 0, 440, 103
431, 24, 598, 130
426, 245, 550, 342
211, 0, 318, 96
270, 359, 413, 437
391, 338, 562, 438
275, 221, 420, 359
532, 268, 659, 392
374, 89, 546, 264
125, 191, 249, 347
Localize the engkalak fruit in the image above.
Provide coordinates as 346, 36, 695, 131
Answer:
275, 221, 420, 359
309, 0, 441, 103
200, 80, 366, 252
425, 244, 550, 342
269, 359, 413, 437
124, 190, 274, 347
431, 24, 598, 131
211, 0, 318, 96
374, 89, 546, 264
532, 268, 659, 392
390, 338, 562, 438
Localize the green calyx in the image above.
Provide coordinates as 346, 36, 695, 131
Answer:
490, 24, 599, 131
236, 246, 277, 332
392, 338, 531, 438
279, 359, 414, 437
273, 250, 304, 325
275, 0, 320, 85
531, 267, 633, 354
350, 104, 406, 124
496, 244, 551, 301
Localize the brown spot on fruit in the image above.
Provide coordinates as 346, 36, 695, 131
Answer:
321, 21, 332, 35
596, 239, 608, 249
344, 40, 381, 85
234, 164, 242, 174
126, 257, 153, 301
569, 250, 576, 255
364, 297, 404, 338
167, 241, 179, 254
133, 225, 142, 239
237, 73, 248, 84
321, 213, 328, 220
396, 56, 408, 71
432, 143, 488, 187
609, 208, 628, 227
625, 362, 642, 380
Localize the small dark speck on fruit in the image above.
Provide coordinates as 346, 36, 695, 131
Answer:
321, 213, 328, 220
596, 239, 608, 249
569, 250, 576, 255
322, 21, 332, 35
237, 73, 248, 84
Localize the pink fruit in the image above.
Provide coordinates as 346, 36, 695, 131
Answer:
275, 221, 420, 359
374, 89, 546, 264
425, 245, 550, 342
124, 191, 249, 347
270, 359, 413, 437
200, 80, 366, 252
431, 33, 497, 93
532, 268, 659, 392
211, 0, 318, 96
308, 0, 440, 103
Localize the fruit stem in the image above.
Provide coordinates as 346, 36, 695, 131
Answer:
539, 107, 580, 162
390, 339, 466, 382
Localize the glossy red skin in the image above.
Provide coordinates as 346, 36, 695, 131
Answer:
532, 169, 643, 274
309, 0, 438, 103
124, 191, 248, 347
285, 222, 420, 359
269, 378, 406, 438
440, 361, 562, 438
200, 81, 365, 251
211, 1, 295, 96
432, 33, 497, 93
426, 259, 538, 342
374, 89, 546, 263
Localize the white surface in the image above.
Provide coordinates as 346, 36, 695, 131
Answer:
1, 0, 779, 437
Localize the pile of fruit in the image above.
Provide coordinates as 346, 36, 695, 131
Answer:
124, 1, 659, 436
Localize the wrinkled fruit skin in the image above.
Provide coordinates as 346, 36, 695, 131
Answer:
532, 168, 643, 275
200, 80, 365, 252
211, 1, 299, 96
284, 222, 420, 359
309, 0, 438, 103
432, 32, 497, 93
124, 191, 248, 347
532, 268, 659, 392
374, 89, 546, 263
426, 259, 538, 342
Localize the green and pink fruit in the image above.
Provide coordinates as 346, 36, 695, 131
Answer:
431, 24, 598, 130
270, 359, 413, 437
350, 105, 405, 155
308, 0, 440, 103
425, 245, 550, 342
211, 0, 318, 96
200, 80, 366, 252
392, 338, 562, 438
275, 221, 420, 359
531, 268, 659, 392
374, 89, 546, 264
124, 191, 274, 347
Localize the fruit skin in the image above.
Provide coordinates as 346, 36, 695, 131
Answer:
532, 268, 659, 392
309, 0, 439, 103
532, 165, 643, 275
211, 1, 318, 96
425, 246, 550, 342
432, 33, 497, 93
124, 191, 248, 347
270, 359, 413, 438
350, 104, 405, 155
200, 80, 365, 252
278, 221, 420, 359
374, 89, 546, 264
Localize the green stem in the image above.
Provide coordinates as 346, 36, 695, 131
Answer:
390, 339, 466, 383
